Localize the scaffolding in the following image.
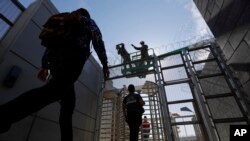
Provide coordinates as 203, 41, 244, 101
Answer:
98, 41, 250, 141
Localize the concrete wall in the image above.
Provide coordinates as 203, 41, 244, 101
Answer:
193, 0, 250, 106
193, 0, 250, 141
0, 0, 103, 141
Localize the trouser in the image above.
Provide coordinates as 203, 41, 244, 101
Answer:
0, 53, 85, 141
0, 81, 75, 141
127, 111, 142, 141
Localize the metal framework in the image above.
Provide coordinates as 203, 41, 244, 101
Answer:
98, 41, 250, 141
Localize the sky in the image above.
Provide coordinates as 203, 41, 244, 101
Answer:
19, 0, 213, 65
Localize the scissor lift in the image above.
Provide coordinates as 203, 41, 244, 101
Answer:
120, 49, 155, 78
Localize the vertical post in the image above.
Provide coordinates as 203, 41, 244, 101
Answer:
182, 49, 219, 141
153, 53, 173, 141
93, 82, 105, 141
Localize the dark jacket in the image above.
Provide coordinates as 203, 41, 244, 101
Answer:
123, 93, 144, 114
41, 14, 108, 69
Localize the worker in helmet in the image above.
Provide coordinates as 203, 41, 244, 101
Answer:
131, 41, 150, 78
131, 41, 149, 60
116, 43, 131, 63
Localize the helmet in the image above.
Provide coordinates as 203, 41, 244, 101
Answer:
140, 41, 145, 44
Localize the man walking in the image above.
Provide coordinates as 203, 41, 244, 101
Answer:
0, 8, 109, 141
131, 41, 149, 61
131, 41, 150, 78
123, 84, 145, 141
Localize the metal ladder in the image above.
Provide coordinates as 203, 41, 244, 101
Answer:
181, 49, 220, 141
153, 53, 173, 141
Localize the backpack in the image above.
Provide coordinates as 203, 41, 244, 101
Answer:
125, 94, 145, 115
39, 12, 82, 49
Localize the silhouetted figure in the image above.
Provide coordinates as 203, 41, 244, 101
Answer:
0, 8, 109, 141
142, 116, 150, 141
123, 84, 145, 141
116, 43, 131, 63
131, 41, 150, 78
131, 41, 149, 61
116, 43, 132, 72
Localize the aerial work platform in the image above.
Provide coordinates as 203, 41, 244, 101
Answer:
98, 41, 250, 141
120, 49, 155, 78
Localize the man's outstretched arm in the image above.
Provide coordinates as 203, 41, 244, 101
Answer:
86, 18, 109, 80
131, 44, 141, 50
79, 16, 109, 80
